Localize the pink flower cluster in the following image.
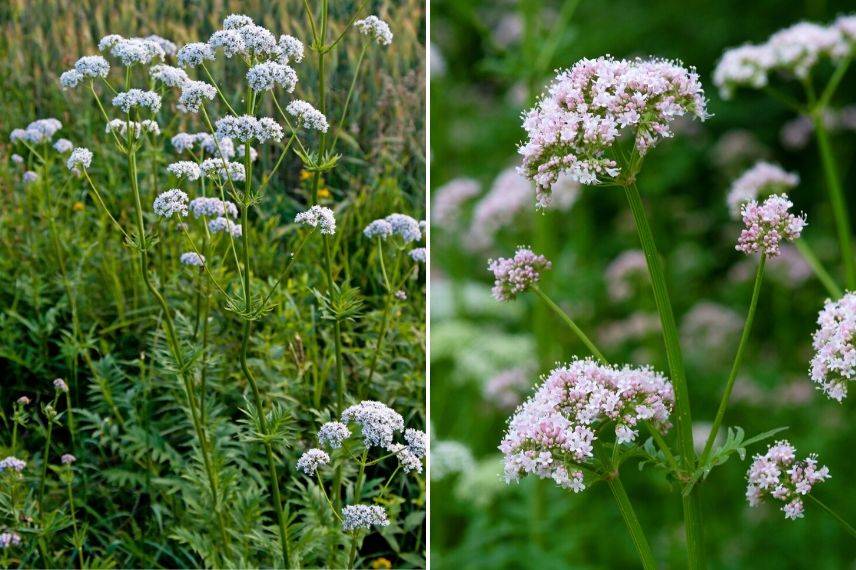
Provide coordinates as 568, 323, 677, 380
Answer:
727, 162, 799, 218
735, 194, 806, 257
810, 292, 856, 402
500, 358, 674, 492
487, 247, 551, 302
746, 440, 830, 520
715, 15, 856, 98
518, 56, 708, 192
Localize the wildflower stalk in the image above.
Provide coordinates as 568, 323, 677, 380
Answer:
124, 117, 230, 558
701, 255, 766, 463
365, 238, 401, 389
235, 88, 292, 569
321, 235, 347, 413
529, 284, 607, 364
808, 495, 856, 539
812, 113, 855, 289
66, 472, 83, 567
794, 239, 843, 298
623, 181, 704, 569
330, 43, 367, 151
37, 392, 60, 514
347, 532, 360, 569
606, 475, 657, 570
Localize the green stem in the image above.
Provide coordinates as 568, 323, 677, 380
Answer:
701, 256, 766, 463
236, 87, 292, 565
530, 284, 607, 364
809, 495, 856, 539
795, 239, 843, 298
606, 476, 657, 570
623, 182, 704, 569
322, 235, 347, 413
330, 44, 367, 152
127, 136, 230, 560
347, 533, 359, 569
813, 113, 855, 289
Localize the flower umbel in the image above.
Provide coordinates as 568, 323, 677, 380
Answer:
746, 440, 830, 520
488, 247, 551, 302
810, 292, 856, 401
735, 193, 806, 256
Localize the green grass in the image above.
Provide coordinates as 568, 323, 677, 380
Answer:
0, 1, 426, 568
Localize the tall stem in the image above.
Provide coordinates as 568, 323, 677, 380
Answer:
530, 285, 607, 363
623, 182, 704, 569
814, 115, 855, 289
127, 140, 230, 558
606, 476, 657, 570
701, 256, 766, 463
237, 90, 292, 567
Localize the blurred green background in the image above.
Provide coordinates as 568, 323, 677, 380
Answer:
429, 0, 856, 568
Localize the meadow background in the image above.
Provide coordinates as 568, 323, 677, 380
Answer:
430, 0, 856, 568
0, 1, 425, 568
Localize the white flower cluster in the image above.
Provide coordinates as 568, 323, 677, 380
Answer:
295, 205, 336, 235
10, 118, 62, 144
727, 161, 800, 218
500, 358, 675, 492
189, 197, 238, 219
286, 100, 329, 132
318, 421, 351, 449
246, 61, 297, 92
152, 189, 189, 219
149, 64, 190, 87
177, 42, 215, 68
519, 56, 708, 190
105, 36, 166, 66
208, 216, 242, 237
112, 89, 162, 114
746, 440, 830, 520
215, 115, 283, 143
341, 505, 390, 532
180, 252, 205, 267
0, 456, 26, 473
363, 213, 422, 242
279, 35, 304, 64
296, 448, 331, 475
715, 15, 856, 98
810, 292, 856, 401
409, 247, 426, 263
341, 401, 405, 448
105, 119, 160, 139
200, 158, 245, 181
67, 147, 93, 174
0, 532, 21, 549
177, 80, 217, 113
60, 55, 110, 89
166, 161, 202, 181
355, 15, 393, 46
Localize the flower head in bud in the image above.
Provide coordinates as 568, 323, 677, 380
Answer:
735, 194, 806, 257
355, 16, 393, 46
487, 247, 551, 302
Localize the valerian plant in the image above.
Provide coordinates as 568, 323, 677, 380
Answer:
487, 20, 856, 566
1, 6, 424, 569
